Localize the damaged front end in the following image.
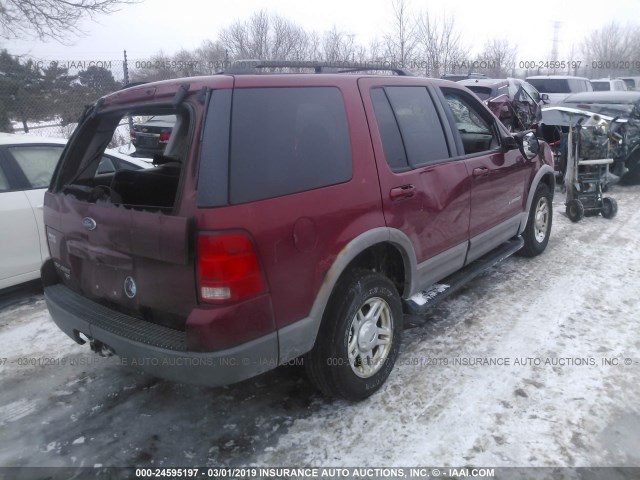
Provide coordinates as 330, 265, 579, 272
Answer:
486, 79, 542, 132
540, 101, 640, 184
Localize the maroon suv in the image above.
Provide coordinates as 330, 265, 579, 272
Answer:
42, 65, 555, 400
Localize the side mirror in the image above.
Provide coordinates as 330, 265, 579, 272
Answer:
502, 136, 518, 151
516, 131, 540, 160
541, 93, 550, 102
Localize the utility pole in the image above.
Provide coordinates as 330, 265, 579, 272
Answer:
551, 21, 561, 72
123, 50, 133, 134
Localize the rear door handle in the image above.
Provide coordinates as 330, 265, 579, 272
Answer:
472, 167, 490, 177
390, 184, 416, 200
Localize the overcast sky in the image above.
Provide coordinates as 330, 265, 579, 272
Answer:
3, 0, 639, 64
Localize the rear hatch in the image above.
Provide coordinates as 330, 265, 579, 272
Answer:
44, 78, 231, 330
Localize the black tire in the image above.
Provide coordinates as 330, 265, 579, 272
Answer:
602, 197, 618, 219
621, 162, 640, 185
566, 199, 584, 223
305, 269, 403, 401
519, 183, 553, 257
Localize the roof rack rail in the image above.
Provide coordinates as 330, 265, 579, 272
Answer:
120, 81, 149, 90
225, 60, 413, 76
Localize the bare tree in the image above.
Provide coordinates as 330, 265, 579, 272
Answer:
321, 27, 357, 63
194, 40, 228, 74
130, 51, 175, 82
0, 0, 138, 43
478, 38, 517, 77
581, 22, 640, 77
416, 12, 467, 77
382, 0, 418, 67
271, 15, 308, 61
218, 10, 313, 65
219, 19, 251, 59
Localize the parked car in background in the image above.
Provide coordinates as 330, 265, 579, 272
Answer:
619, 77, 640, 91
590, 78, 628, 91
130, 115, 176, 157
0, 133, 150, 290
526, 75, 593, 104
458, 78, 546, 132
42, 66, 555, 401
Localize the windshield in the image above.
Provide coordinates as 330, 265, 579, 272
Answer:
591, 82, 610, 91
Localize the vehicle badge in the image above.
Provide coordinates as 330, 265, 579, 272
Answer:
124, 276, 137, 299
82, 217, 97, 231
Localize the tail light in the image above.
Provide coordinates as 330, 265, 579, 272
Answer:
159, 130, 171, 143
197, 233, 265, 304
130, 129, 137, 139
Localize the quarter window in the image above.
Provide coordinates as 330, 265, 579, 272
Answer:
0, 165, 9, 192
229, 87, 352, 204
96, 156, 116, 175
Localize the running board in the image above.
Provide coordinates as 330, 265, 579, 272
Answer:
404, 237, 524, 316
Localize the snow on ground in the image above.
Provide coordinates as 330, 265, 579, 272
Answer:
9, 119, 134, 155
0, 184, 639, 469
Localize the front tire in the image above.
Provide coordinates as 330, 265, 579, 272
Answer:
520, 183, 553, 257
305, 269, 403, 401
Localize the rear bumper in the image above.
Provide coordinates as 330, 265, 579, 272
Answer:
44, 283, 279, 387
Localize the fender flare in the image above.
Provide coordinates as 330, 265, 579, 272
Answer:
519, 164, 555, 234
277, 227, 417, 363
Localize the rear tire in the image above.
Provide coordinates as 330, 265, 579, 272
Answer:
520, 183, 552, 257
566, 199, 584, 223
305, 269, 402, 401
602, 197, 618, 219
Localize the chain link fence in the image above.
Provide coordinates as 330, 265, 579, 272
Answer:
0, 52, 226, 146
3, 50, 640, 145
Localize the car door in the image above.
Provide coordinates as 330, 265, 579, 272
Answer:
437, 87, 531, 263
359, 79, 472, 290
0, 152, 44, 287
4, 144, 64, 268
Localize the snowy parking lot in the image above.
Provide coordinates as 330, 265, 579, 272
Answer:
1, 184, 639, 470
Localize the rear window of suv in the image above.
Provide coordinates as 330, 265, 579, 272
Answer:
229, 87, 352, 204
527, 79, 571, 94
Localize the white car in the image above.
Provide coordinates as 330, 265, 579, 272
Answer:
526, 75, 593, 104
590, 78, 628, 92
0, 133, 150, 290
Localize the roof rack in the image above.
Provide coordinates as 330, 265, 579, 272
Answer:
225, 60, 413, 76
120, 81, 149, 90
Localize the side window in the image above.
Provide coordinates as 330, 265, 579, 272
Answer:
0, 165, 9, 192
114, 158, 142, 171
7, 145, 63, 189
384, 86, 450, 167
229, 87, 352, 204
496, 85, 509, 97
370, 88, 409, 172
523, 83, 540, 103
440, 88, 500, 156
96, 156, 116, 175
